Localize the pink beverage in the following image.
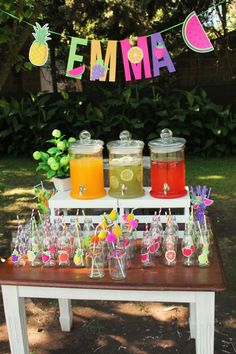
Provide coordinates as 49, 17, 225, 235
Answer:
150, 159, 186, 198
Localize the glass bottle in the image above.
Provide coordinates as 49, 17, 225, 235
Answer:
140, 232, 155, 268
108, 247, 127, 280
86, 244, 104, 278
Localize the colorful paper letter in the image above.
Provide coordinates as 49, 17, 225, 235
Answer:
120, 36, 152, 81
90, 40, 117, 82
150, 32, 176, 77
66, 37, 88, 78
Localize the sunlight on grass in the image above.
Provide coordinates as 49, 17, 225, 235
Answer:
224, 317, 236, 329
3, 187, 35, 197
197, 175, 225, 180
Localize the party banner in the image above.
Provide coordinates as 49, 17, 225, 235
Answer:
1, 6, 217, 83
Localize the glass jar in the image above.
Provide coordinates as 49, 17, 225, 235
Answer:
107, 130, 144, 198
108, 248, 127, 280
69, 130, 105, 199
148, 128, 187, 198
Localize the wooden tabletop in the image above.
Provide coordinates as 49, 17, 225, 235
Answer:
0, 234, 226, 292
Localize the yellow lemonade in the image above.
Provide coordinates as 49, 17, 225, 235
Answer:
109, 157, 144, 198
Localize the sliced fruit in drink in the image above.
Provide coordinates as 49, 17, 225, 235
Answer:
120, 168, 134, 182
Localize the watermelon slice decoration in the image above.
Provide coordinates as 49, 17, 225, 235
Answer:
67, 64, 85, 77
182, 12, 214, 53
149, 242, 159, 254
141, 252, 149, 262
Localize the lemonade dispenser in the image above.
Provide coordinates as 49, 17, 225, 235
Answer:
69, 130, 105, 199
107, 130, 144, 198
148, 128, 187, 198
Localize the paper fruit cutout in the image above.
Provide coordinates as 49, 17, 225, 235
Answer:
165, 250, 176, 262
29, 23, 51, 66
182, 12, 214, 53
27, 250, 37, 262
149, 241, 159, 254
91, 58, 109, 81
67, 64, 85, 77
182, 247, 192, 257
73, 249, 83, 266
59, 251, 69, 263
154, 44, 165, 59
140, 252, 149, 262
198, 253, 208, 265
11, 250, 19, 263
42, 251, 51, 263
128, 46, 144, 64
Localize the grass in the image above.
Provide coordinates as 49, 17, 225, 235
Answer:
0, 156, 236, 293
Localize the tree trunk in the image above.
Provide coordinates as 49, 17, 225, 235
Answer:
0, 26, 32, 92
49, 41, 58, 93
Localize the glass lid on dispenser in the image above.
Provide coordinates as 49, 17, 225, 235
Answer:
69, 130, 104, 154
148, 128, 186, 153
107, 130, 144, 154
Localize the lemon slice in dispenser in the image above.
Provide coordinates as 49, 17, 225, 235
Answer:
120, 169, 134, 182
110, 175, 119, 189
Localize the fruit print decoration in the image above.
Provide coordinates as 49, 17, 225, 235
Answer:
29, 23, 51, 66
127, 46, 144, 64
153, 44, 165, 60
182, 12, 214, 53
91, 58, 109, 81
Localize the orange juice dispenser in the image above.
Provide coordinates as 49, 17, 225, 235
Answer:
148, 128, 187, 198
69, 130, 106, 199
107, 130, 144, 198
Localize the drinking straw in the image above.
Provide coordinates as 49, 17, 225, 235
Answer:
207, 187, 212, 199
197, 220, 205, 245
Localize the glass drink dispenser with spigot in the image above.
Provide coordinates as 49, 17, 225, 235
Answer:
148, 128, 187, 198
69, 130, 105, 199
107, 130, 144, 198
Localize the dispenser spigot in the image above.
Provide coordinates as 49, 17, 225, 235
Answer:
121, 184, 127, 196
163, 183, 170, 195
79, 185, 86, 196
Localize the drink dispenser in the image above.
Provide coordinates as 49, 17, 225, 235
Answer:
69, 130, 105, 199
148, 128, 187, 198
107, 130, 144, 198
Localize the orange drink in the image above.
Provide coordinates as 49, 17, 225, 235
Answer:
70, 156, 105, 199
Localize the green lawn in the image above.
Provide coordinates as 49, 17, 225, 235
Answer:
0, 156, 236, 294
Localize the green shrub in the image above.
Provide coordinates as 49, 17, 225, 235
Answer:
0, 83, 235, 156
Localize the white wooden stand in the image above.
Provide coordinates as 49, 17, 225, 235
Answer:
49, 187, 190, 237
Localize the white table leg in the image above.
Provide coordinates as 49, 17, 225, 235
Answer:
189, 302, 196, 339
58, 298, 73, 332
2, 285, 29, 354
195, 292, 215, 354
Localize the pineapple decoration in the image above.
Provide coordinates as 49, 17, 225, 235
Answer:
29, 23, 51, 66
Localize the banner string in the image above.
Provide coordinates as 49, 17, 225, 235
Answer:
0, 0, 227, 42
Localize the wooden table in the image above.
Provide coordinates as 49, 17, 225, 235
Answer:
0, 235, 226, 354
